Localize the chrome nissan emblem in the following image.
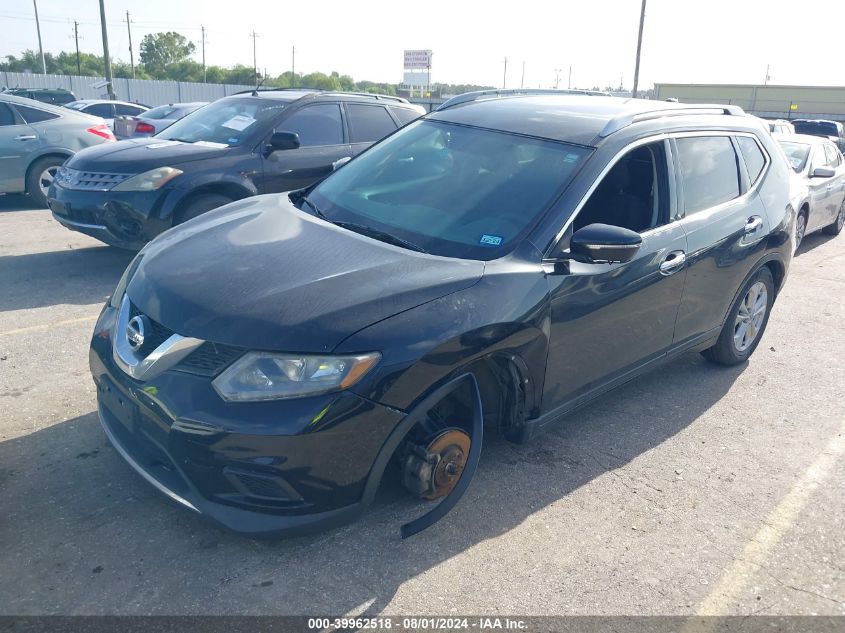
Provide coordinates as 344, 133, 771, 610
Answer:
126, 315, 150, 351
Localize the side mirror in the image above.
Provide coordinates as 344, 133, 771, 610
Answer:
267, 131, 301, 153
810, 166, 835, 178
570, 223, 642, 264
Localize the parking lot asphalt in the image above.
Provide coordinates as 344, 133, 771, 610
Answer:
0, 193, 843, 616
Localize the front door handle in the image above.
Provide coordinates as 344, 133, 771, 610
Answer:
659, 250, 686, 275
745, 216, 763, 233
14, 135, 37, 141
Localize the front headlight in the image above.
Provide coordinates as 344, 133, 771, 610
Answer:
111, 166, 183, 192
212, 351, 381, 402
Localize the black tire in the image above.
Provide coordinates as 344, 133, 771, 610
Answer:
175, 193, 233, 225
26, 156, 65, 208
702, 266, 775, 366
795, 208, 808, 251
822, 199, 845, 236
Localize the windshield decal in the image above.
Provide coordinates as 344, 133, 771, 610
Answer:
221, 114, 256, 131
479, 234, 504, 246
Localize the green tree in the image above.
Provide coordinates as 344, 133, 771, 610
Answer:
139, 32, 196, 75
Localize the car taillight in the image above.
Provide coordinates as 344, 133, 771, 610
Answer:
87, 124, 116, 141
135, 122, 155, 134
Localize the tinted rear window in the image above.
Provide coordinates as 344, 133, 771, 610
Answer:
390, 106, 422, 125
347, 104, 397, 143
794, 121, 838, 137
736, 136, 766, 185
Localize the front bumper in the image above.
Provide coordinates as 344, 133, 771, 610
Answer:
48, 181, 178, 249
90, 305, 405, 537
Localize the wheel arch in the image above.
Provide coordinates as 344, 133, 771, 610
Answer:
24, 152, 71, 195
169, 181, 255, 223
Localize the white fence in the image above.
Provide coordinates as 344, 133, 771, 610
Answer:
1, 71, 256, 106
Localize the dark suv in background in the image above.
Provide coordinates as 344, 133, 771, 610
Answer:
48, 90, 424, 248
792, 119, 845, 153
91, 92, 793, 537
3, 88, 76, 105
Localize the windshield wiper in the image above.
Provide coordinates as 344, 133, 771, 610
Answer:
167, 137, 195, 143
333, 221, 428, 254
300, 195, 330, 221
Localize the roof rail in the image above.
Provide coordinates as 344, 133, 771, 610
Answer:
321, 91, 409, 103
599, 104, 746, 137
232, 87, 318, 95
436, 88, 612, 111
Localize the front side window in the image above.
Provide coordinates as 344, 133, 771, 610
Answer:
811, 146, 830, 171
308, 120, 591, 260
86, 103, 114, 118
0, 103, 18, 126
157, 96, 286, 146
574, 141, 669, 233
824, 144, 841, 167
736, 136, 767, 185
277, 104, 344, 147
346, 104, 397, 143
676, 136, 741, 214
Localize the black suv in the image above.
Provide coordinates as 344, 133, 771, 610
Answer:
4, 88, 76, 105
792, 119, 845, 153
48, 90, 424, 248
90, 91, 793, 538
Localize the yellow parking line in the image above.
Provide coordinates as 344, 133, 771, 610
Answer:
696, 417, 845, 615
0, 315, 98, 337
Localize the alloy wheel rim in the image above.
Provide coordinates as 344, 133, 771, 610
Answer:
796, 214, 806, 246
837, 203, 845, 231
39, 166, 59, 196
733, 281, 768, 352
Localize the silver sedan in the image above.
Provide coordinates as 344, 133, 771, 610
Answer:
776, 133, 845, 249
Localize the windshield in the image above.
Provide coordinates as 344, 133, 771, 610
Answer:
777, 141, 811, 172
308, 120, 592, 260
793, 121, 838, 138
156, 97, 285, 146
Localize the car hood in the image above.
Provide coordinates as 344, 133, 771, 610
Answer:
125, 195, 485, 352
66, 137, 229, 172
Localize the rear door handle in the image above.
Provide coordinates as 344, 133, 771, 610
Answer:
745, 216, 763, 233
14, 135, 37, 141
659, 250, 686, 275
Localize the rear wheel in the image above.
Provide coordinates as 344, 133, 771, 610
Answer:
822, 200, 845, 236
175, 193, 233, 225
26, 156, 64, 208
702, 267, 774, 366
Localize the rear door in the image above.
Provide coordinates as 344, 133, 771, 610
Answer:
0, 102, 40, 193
672, 133, 770, 345
823, 143, 845, 224
260, 102, 351, 193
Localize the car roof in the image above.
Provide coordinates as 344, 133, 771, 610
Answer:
428, 93, 746, 146
775, 133, 835, 145
227, 88, 415, 107
67, 99, 146, 106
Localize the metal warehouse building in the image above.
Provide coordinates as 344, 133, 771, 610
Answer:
654, 83, 845, 121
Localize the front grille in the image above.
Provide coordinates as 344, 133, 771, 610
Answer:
175, 342, 243, 377
128, 302, 174, 355
56, 166, 132, 191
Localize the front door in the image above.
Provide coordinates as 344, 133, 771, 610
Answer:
260, 103, 352, 193
543, 139, 688, 410
0, 102, 39, 193
806, 144, 836, 233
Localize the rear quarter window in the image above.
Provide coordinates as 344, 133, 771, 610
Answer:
14, 104, 60, 124
390, 106, 423, 126
736, 136, 767, 185
346, 104, 397, 143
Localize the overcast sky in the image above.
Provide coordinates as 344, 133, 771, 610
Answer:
2, 0, 844, 89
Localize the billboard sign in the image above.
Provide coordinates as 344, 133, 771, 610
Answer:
404, 50, 432, 69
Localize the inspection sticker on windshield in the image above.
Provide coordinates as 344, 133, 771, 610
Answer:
479, 234, 504, 246
221, 114, 256, 131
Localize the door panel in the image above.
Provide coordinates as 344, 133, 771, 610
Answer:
0, 103, 39, 193
544, 223, 688, 409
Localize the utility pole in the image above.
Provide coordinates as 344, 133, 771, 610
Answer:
72, 21, 81, 75
520, 61, 525, 89
125, 11, 135, 79
32, 0, 46, 74
291, 45, 296, 87
201, 26, 207, 82
764, 64, 770, 86
502, 57, 507, 89
98, 0, 115, 99
568, 65, 572, 89
250, 31, 259, 84
631, 0, 647, 98
554, 68, 561, 89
